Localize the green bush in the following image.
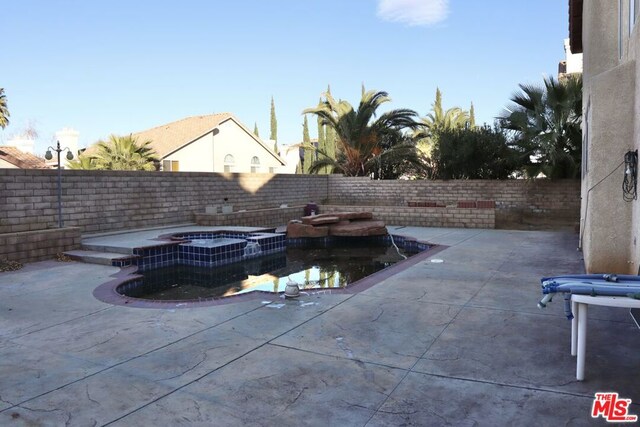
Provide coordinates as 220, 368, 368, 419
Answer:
427, 126, 524, 179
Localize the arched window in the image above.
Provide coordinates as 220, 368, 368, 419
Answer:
224, 154, 235, 173
251, 156, 260, 173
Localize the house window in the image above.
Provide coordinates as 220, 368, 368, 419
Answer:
162, 160, 179, 171
251, 156, 260, 173
224, 154, 235, 173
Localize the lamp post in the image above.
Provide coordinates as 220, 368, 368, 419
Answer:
45, 141, 74, 228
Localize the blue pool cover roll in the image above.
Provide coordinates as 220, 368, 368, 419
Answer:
538, 274, 640, 319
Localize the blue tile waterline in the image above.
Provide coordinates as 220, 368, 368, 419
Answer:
111, 232, 429, 275
120, 231, 287, 271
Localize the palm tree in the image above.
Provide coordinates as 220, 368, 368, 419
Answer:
66, 153, 98, 170
0, 88, 10, 129
499, 75, 582, 178
92, 134, 158, 171
303, 89, 423, 177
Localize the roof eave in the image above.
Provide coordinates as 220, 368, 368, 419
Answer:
569, 0, 583, 54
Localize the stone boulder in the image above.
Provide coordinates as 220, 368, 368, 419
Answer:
328, 220, 387, 237
301, 213, 338, 225
286, 222, 329, 238
334, 212, 373, 221
288, 211, 386, 238
304, 215, 341, 226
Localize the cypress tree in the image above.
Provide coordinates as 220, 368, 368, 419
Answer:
324, 126, 336, 174
303, 115, 313, 173
253, 122, 259, 137
317, 97, 326, 173
270, 96, 278, 153
434, 88, 443, 114
324, 85, 336, 173
469, 102, 476, 128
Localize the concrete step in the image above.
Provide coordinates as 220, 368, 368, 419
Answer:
64, 250, 137, 266
80, 243, 134, 255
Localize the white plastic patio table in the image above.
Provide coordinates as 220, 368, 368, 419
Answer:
571, 294, 640, 380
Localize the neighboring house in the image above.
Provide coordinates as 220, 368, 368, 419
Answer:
574, 0, 640, 273
131, 113, 285, 173
0, 146, 49, 169
558, 38, 583, 80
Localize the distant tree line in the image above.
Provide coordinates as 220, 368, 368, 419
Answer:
299, 76, 582, 180
0, 75, 581, 178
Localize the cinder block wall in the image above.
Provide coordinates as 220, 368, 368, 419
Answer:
327, 176, 580, 227
0, 227, 81, 263
0, 170, 328, 234
195, 206, 306, 228
321, 205, 495, 229
0, 170, 579, 236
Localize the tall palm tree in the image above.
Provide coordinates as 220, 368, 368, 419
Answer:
303, 89, 423, 177
499, 75, 582, 178
0, 88, 10, 129
93, 134, 158, 171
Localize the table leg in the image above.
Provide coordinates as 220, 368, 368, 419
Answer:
576, 302, 588, 381
571, 299, 578, 356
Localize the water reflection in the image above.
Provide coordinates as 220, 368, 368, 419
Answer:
126, 243, 407, 301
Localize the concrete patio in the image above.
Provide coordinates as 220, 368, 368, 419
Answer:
0, 226, 638, 426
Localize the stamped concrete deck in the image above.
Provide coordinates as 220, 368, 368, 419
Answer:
0, 226, 638, 426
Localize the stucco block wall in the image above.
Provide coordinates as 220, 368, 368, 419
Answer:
321, 205, 495, 229
0, 169, 579, 265
327, 177, 579, 228
0, 227, 81, 263
0, 169, 328, 235
195, 206, 306, 228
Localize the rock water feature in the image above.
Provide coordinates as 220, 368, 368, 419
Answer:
286, 212, 388, 238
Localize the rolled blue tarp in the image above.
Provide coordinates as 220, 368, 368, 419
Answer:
539, 274, 640, 319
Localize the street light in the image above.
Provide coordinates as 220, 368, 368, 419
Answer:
45, 141, 74, 228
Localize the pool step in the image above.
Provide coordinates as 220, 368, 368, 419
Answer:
64, 250, 137, 266
81, 243, 134, 255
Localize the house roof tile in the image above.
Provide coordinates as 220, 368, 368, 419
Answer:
83, 113, 285, 166
131, 113, 233, 158
0, 146, 50, 169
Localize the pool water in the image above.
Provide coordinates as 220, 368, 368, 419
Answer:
119, 242, 412, 301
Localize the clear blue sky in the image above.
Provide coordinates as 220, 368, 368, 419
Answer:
1, 0, 569, 154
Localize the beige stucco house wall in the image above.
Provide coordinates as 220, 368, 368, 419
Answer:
0, 158, 19, 168
578, 0, 640, 273
132, 113, 285, 174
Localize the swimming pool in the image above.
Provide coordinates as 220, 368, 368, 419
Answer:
93, 231, 432, 308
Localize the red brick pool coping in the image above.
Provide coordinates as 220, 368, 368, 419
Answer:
92, 236, 446, 309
